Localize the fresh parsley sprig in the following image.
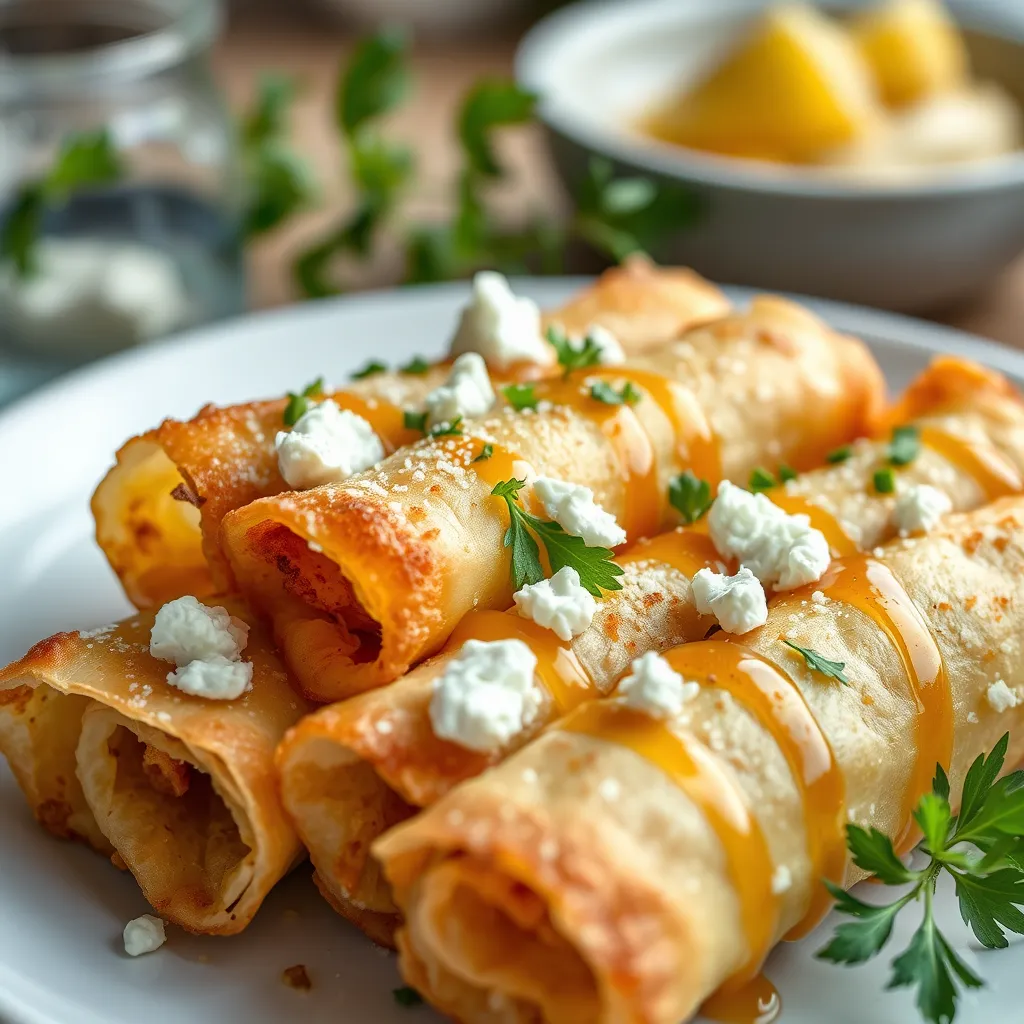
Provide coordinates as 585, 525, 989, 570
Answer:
668, 471, 713, 524
503, 383, 539, 412
888, 425, 921, 467
351, 360, 388, 380
819, 734, 1024, 1024
546, 325, 603, 378
491, 478, 624, 596
283, 377, 325, 426
749, 467, 778, 492
589, 380, 640, 406
783, 640, 849, 684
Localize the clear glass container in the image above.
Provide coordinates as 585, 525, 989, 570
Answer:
0, 0, 245, 381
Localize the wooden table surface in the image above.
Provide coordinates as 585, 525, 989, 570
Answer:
213, 10, 1024, 350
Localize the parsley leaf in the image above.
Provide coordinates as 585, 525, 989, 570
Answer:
403, 410, 428, 433
668, 471, 713, 524
351, 360, 388, 380
889, 425, 921, 467
783, 640, 849, 684
589, 380, 640, 406
458, 80, 537, 178
392, 985, 424, 1007
430, 416, 464, 437
400, 355, 431, 375
283, 377, 325, 426
338, 28, 410, 135
874, 467, 896, 494
491, 478, 624, 596
827, 446, 853, 464
473, 443, 494, 462
779, 464, 798, 483
749, 467, 777, 492
546, 324, 603, 378
503, 383, 539, 411
819, 734, 1024, 1024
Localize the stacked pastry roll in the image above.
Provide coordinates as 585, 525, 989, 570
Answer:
222, 295, 882, 701
276, 356, 1024, 943
377, 496, 1024, 1023
92, 263, 729, 609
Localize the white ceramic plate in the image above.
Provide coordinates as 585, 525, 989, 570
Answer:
1, 280, 1022, 1024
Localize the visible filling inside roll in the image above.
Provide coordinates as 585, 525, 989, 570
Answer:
404, 855, 601, 1023
104, 726, 252, 913
249, 522, 383, 666
284, 737, 414, 915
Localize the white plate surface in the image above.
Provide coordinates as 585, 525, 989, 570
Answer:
1, 279, 1022, 1024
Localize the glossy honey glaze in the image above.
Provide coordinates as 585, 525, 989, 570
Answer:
804, 556, 952, 853
767, 492, 859, 558
558, 701, 780, 987
918, 426, 1023, 500
617, 527, 723, 578
702, 974, 782, 1024
331, 392, 420, 454
440, 438, 537, 492
445, 609, 594, 714
664, 641, 846, 939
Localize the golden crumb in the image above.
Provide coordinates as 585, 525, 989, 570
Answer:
282, 965, 312, 991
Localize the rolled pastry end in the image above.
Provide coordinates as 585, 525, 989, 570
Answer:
223, 492, 444, 701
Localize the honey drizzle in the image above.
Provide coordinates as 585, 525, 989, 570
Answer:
331, 392, 419, 454
441, 438, 536, 492
766, 492, 859, 558
445, 609, 593, 714
701, 973, 782, 1024
918, 426, 1023, 500
664, 641, 847, 938
811, 557, 952, 853
558, 701, 779, 984
617, 528, 724, 578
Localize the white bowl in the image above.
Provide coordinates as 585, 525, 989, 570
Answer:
516, 0, 1024, 312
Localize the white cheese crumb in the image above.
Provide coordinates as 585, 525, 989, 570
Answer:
691, 566, 768, 635
150, 596, 247, 666
448, 271, 554, 370
123, 915, 166, 957
987, 679, 1022, 713
167, 657, 253, 701
597, 777, 622, 802
707, 481, 830, 591
617, 652, 699, 719
811, 590, 828, 605
967, 711, 979, 724
424, 352, 495, 425
573, 323, 626, 365
533, 477, 626, 548
893, 484, 953, 537
771, 865, 793, 894
521, 767, 539, 784
430, 639, 542, 752
274, 399, 384, 490
513, 566, 597, 641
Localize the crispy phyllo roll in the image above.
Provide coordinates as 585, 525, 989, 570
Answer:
224, 297, 883, 702
0, 598, 309, 934
276, 357, 1024, 940
377, 498, 1024, 1023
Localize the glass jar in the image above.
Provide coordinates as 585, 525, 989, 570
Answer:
0, 0, 245, 385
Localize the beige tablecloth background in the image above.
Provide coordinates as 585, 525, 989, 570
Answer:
214, 9, 1024, 350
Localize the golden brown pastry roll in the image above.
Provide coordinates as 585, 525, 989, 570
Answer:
93, 265, 728, 611
224, 297, 884, 702
377, 497, 1024, 1024
0, 598, 309, 934
276, 357, 1024, 941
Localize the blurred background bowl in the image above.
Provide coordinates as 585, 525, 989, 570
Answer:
517, 0, 1024, 313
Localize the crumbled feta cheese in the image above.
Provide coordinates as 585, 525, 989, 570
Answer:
533, 477, 627, 548
597, 777, 622, 801
967, 711, 979, 724
987, 679, 1022, 713
513, 566, 597, 641
617, 652, 699, 719
691, 566, 768, 634
150, 596, 247, 666
424, 352, 495, 425
448, 271, 554, 369
430, 639, 542, 752
707, 481, 830, 591
275, 399, 385, 490
893, 484, 953, 536
123, 915, 166, 957
579, 324, 626, 365
167, 656, 253, 701
771, 865, 793, 894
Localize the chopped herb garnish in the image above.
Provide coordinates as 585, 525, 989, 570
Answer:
783, 640, 849, 684
818, 734, 1024, 1024
400, 355, 431, 375
545, 324, 603, 378
393, 986, 424, 1007
491, 478, 624, 596
403, 409, 428, 433
827, 446, 853, 464
473, 443, 494, 462
430, 416, 463, 437
589, 380, 640, 406
888, 425, 921, 467
779, 464, 798, 483
351, 360, 388, 380
874, 467, 896, 494
749, 467, 777, 493
668, 471, 713, 524
503, 383, 540, 411
283, 377, 326, 426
